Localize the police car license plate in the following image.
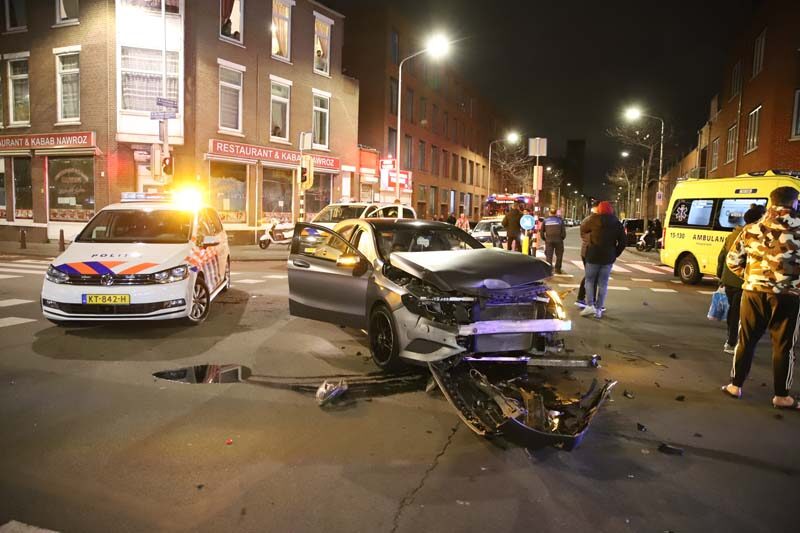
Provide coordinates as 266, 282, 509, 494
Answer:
82, 294, 130, 305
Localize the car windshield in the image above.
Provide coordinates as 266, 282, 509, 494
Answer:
313, 205, 367, 223
375, 226, 482, 259
75, 209, 193, 244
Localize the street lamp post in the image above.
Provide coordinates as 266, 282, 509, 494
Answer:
624, 106, 665, 220
396, 34, 451, 201
487, 131, 520, 198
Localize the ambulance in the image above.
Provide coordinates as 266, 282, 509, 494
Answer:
660, 170, 800, 284
41, 191, 230, 325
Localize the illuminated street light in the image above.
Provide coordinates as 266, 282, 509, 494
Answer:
623, 106, 642, 121
546, 166, 552, 171
621, 151, 630, 158
487, 131, 521, 196
396, 34, 454, 200
622, 105, 665, 219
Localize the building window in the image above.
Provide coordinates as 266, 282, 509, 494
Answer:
418, 140, 426, 170
429, 186, 437, 215
313, 13, 332, 75
3, 0, 26, 31
122, 0, 179, 14
710, 137, 720, 171
271, 0, 292, 61
220, 0, 243, 44
431, 103, 438, 131
219, 64, 244, 133
56, 0, 79, 24
210, 161, 247, 223
48, 157, 95, 221
460, 157, 467, 183
752, 29, 766, 78
0, 160, 5, 215
419, 96, 427, 127
390, 29, 399, 65
792, 90, 800, 139
403, 135, 412, 169
431, 145, 439, 176
451, 153, 458, 181
389, 78, 398, 115
306, 173, 331, 217
312, 91, 330, 149
468, 160, 474, 184
121, 47, 178, 113
387, 127, 397, 158
745, 105, 761, 153
405, 88, 413, 122
270, 77, 290, 141
443, 111, 449, 137
8, 57, 29, 125
726, 124, 737, 163
56, 52, 80, 123
730, 61, 741, 99
442, 149, 449, 177
12, 157, 32, 219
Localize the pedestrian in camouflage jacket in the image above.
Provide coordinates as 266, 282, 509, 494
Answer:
723, 186, 800, 409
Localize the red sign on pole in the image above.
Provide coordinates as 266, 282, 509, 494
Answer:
379, 158, 396, 171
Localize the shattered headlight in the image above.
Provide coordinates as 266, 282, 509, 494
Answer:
152, 265, 190, 284
46, 265, 70, 284
546, 289, 567, 320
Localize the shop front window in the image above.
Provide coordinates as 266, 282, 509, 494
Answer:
305, 172, 331, 219
262, 167, 293, 223
12, 157, 32, 219
360, 182, 374, 203
48, 157, 95, 221
210, 161, 247, 224
0, 159, 6, 218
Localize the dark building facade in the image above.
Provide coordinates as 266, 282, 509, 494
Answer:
0, 0, 359, 243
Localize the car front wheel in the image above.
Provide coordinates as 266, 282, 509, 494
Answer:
184, 277, 211, 325
678, 254, 702, 285
369, 304, 403, 371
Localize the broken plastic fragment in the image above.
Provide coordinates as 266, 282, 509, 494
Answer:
636, 423, 647, 432
623, 390, 635, 399
675, 395, 686, 402
669, 353, 678, 359
657, 443, 684, 456
316, 379, 348, 406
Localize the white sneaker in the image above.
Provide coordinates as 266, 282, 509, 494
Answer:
595, 309, 603, 319
723, 342, 735, 354
580, 305, 596, 317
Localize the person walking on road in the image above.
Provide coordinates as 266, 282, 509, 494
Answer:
456, 213, 471, 231
502, 204, 523, 252
579, 201, 626, 319
446, 212, 457, 225
723, 187, 800, 410
576, 202, 599, 308
542, 209, 567, 274
717, 205, 766, 354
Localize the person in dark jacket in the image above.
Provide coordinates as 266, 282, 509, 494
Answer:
542, 209, 567, 273
579, 201, 626, 319
576, 203, 599, 307
502, 205, 523, 252
716, 205, 766, 354
446, 212, 457, 225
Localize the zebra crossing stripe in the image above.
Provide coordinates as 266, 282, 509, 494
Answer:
607, 286, 631, 291
0, 275, 22, 280
558, 283, 581, 288
629, 264, 665, 275
651, 288, 677, 293
0, 268, 45, 275
631, 278, 652, 282
235, 279, 266, 284
611, 264, 631, 273
698, 290, 716, 295
0, 317, 36, 328
570, 260, 585, 270
0, 262, 48, 270
0, 299, 33, 307
12, 259, 52, 265
654, 265, 674, 273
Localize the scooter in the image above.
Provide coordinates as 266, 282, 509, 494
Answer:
259, 218, 294, 249
636, 229, 661, 252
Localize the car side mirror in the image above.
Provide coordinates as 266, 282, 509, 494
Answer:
337, 254, 369, 276
202, 235, 220, 247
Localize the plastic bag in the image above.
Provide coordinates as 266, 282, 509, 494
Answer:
707, 287, 729, 321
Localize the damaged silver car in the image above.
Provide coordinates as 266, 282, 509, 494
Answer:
287, 219, 614, 448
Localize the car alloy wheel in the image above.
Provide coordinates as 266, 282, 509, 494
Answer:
186, 278, 211, 324
678, 254, 702, 285
369, 305, 402, 371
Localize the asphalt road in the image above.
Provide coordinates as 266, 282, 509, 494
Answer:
0, 228, 797, 533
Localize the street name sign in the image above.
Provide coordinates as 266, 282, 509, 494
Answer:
150, 111, 177, 120
156, 97, 178, 109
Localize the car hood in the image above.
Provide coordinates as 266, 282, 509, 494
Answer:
390, 248, 552, 293
53, 242, 191, 275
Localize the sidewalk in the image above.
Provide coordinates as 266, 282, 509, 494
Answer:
0, 239, 288, 262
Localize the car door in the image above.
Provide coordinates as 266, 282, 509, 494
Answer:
207, 208, 230, 284
287, 223, 372, 328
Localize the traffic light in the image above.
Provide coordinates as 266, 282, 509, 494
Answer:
161, 153, 173, 176
300, 155, 315, 191
300, 166, 308, 183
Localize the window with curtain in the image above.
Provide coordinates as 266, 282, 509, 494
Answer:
752, 29, 766, 78
220, 0, 243, 43
57, 0, 79, 23
210, 161, 247, 223
403, 135, 412, 170
270, 80, 290, 140
710, 138, 720, 171
4, 0, 26, 30
726, 125, 737, 163
271, 0, 291, 60
312, 93, 330, 148
57, 53, 80, 122
121, 47, 178, 113
745, 106, 761, 153
48, 157, 95, 221
8, 58, 29, 124
314, 16, 331, 74
219, 66, 243, 132
122, 0, 179, 13
387, 127, 397, 158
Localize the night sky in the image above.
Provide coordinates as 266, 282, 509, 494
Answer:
330, 0, 753, 196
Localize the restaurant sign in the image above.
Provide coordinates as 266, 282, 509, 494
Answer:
209, 139, 340, 171
0, 132, 96, 151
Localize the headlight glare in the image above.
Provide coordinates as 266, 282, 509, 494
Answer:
153, 264, 190, 283
46, 265, 69, 284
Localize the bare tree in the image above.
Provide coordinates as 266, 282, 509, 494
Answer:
606, 166, 638, 218
492, 143, 533, 193
543, 167, 564, 212
607, 123, 660, 228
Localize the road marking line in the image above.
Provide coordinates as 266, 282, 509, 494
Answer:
0, 274, 22, 280
570, 260, 585, 270
670, 280, 681, 284
264, 274, 288, 279
553, 273, 574, 278
12, 259, 52, 265
0, 317, 36, 328
631, 277, 652, 282
0, 299, 33, 307
235, 279, 266, 284
654, 265, 674, 273
628, 264, 664, 274
698, 290, 716, 295
607, 286, 630, 291
651, 288, 677, 293
0, 262, 48, 271
0, 268, 45, 275
611, 264, 631, 273
558, 283, 581, 288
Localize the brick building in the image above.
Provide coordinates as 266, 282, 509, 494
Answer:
340, 4, 503, 220
0, 0, 359, 243
660, 0, 800, 215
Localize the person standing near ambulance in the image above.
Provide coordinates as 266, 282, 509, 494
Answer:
542, 209, 567, 274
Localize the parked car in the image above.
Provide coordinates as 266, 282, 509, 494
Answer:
286, 219, 569, 371
621, 218, 645, 246
470, 217, 507, 247
311, 202, 417, 229
42, 192, 230, 326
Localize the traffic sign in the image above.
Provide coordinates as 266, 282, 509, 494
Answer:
520, 214, 536, 231
156, 97, 178, 109
380, 158, 396, 171
528, 137, 547, 157
150, 111, 177, 120
656, 191, 664, 206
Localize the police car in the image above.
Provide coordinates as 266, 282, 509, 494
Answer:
42, 191, 230, 325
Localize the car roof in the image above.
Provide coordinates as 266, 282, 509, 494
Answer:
360, 219, 455, 231
101, 202, 208, 211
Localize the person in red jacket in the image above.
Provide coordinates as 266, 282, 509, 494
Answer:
578, 201, 626, 319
